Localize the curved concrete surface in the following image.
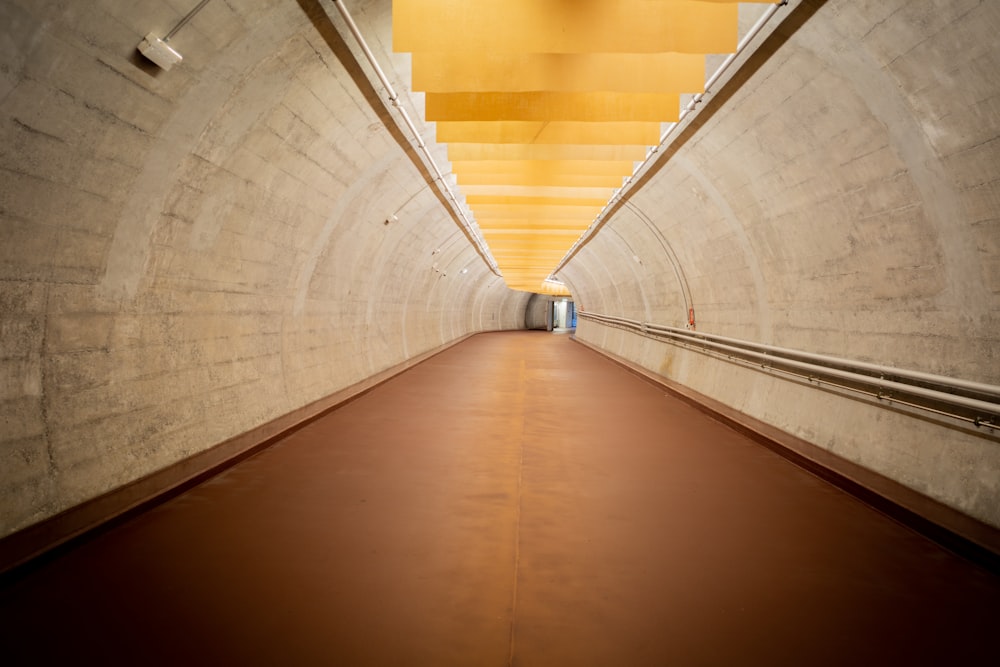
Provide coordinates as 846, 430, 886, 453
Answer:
0, 0, 528, 536
1, 0, 998, 550
1, 333, 997, 666
566, 0, 1000, 526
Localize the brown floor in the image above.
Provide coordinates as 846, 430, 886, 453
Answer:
1, 331, 998, 665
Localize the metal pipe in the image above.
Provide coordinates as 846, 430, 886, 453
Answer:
701, 347, 994, 428
331, 0, 399, 102
579, 312, 1000, 418
165, 0, 213, 42
330, 0, 500, 275
665, 330, 1000, 415
642, 322, 1000, 398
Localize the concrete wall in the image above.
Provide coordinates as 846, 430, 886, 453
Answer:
0, 0, 531, 537
567, 0, 1000, 527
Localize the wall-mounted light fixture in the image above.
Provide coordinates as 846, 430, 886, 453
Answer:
138, 34, 183, 70
137, 0, 212, 71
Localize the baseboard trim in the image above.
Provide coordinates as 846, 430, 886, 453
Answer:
0, 334, 475, 579
571, 335, 1000, 573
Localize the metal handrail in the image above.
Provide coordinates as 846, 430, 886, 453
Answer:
579, 311, 1000, 425
641, 322, 1000, 398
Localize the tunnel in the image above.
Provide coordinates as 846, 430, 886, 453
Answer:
1, 0, 999, 664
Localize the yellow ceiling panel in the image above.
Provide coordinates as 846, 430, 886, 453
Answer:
497, 269, 566, 277
485, 236, 581, 247
459, 173, 624, 188
487, 244, 581, 252
535, 285, 572, 296
455, 160, 633, 188
499, 265, 566, 270
394, 0, 738, 54
499, 252, 581, 261
496, 264, 567, 272
484, 229, 582, 237
502, 267, 556, 273
504, 275, 565, 285
467, 195, 608, 208
477, 220, 595, 233
513, 285, 566, 295
488, 248, 578, 258
507, 274, 561, 280
412, 52, 705, 94
453, 161, 635, 177
493, 260, 570, 268
473, 208, 602, 221
394, 0, 742, 294
426, 92, 679, 123
508, 281, 560, 290
450, 144, 647, 162
499, 276, 564, 286
459, 185, 619, 200
494, 260, 567, 267
491, 244, 571, 252
435, 121, 661, 146
496, 259, 567, 266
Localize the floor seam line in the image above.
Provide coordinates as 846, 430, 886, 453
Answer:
507, 361, 526, 667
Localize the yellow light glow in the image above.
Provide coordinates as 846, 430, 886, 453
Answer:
393, 0, 743, 293
460, 184, 619, 200
395, 0, 739, 54
449, 144, 648, 162
467, 195, 608, 208
426, 92, 680, 123
474, 209, 601, 220
454, 160, 634, 176
454, 158, 634, 188
462, 175, 622, 188
478, 220, 595, 233
413, 52, 705, 94
535, 284, 572, 296
435, 121, 661, 146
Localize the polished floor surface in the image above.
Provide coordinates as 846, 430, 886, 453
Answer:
1, 332, 998, 665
